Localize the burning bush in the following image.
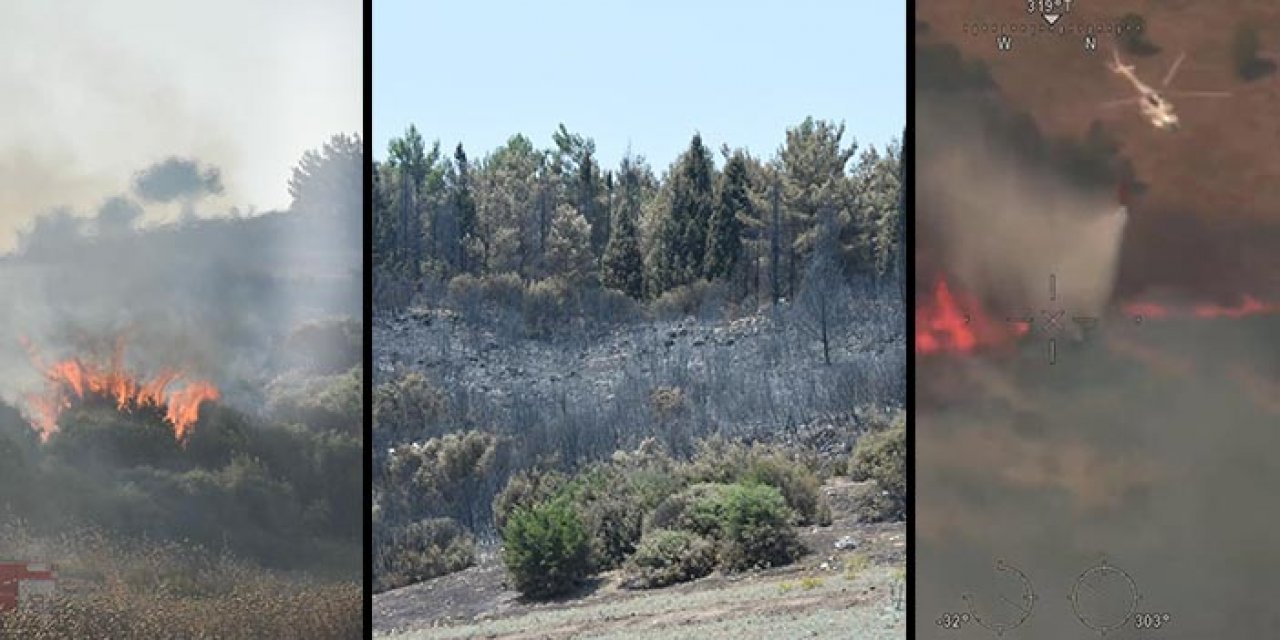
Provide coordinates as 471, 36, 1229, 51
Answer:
22, 337, 219, 445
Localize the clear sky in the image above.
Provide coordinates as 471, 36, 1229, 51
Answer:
0, 0, 361, 250
374, 1, 904, 171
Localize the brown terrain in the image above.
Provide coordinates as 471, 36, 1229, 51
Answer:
920, 0, 1280, 223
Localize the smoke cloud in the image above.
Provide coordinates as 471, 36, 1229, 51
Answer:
132, 158, 225, 204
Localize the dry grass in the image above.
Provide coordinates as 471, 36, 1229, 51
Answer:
0, 522, 362, 640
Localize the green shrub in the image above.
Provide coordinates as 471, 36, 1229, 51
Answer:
580, 492, 644, 571
502, 498, 591, 599
852, 486, 902, 523
374, 517, 475, 592
523, 277, 575, 337
848, 417, 905, 518
570, 450, 681, 570
383, 430, 506, 532
646, 482, 733, 538
492, 467, 570, 531
717, 483, 802, 571
744, 453, 832, 526
650, 280, 729, 320
684, 438, 831, 526
622, 529, 716, 589
372, 372, 447, 441
649, 482, 801, 572
447, 272, 525, 320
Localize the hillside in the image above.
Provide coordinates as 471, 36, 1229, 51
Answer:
373, 478, 905, 640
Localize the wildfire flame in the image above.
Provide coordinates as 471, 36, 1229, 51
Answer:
22, 336, 219, 444
1123, 296, 1280, 321
915, 277, 1029, 355
919, 271, 1278, 357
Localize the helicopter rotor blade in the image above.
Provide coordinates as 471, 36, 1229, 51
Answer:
1168, 90, 1231, 99
1162, 52, 1187, 87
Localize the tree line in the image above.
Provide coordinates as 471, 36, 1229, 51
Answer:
373, 119, 904, 313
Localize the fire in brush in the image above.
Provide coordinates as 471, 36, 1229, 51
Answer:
915, 276, 1029, 356
1123, 295, 1280, 321
22, 336, 220, 444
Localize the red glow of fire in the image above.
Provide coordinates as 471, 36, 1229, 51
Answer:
916, 278, 1029, 355
1123, 296, 1280, 321
22, 337, 219, 444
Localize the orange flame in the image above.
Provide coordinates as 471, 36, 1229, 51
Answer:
916, 278, 1028, 355
22, 336, 219, 444
1123, 295, 1280, 321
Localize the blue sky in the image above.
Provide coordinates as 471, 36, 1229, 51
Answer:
374, 1, 904, 171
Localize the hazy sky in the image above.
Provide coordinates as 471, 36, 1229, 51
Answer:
0, 1, 361, 250
374, 0, 905, 170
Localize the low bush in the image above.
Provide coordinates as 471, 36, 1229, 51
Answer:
847, 417, 905, 521
523, 277, 575, 337
852, 486, 901, 523
622, 529, 716, 589
646, 482, 733, 538
502, 498, 591, 599
744, 452, 831, 526
492, 467, 569, 531
683, 437, 832, 527
717, 483, 803, 571
579, 492, 644, 571
650, 280, 730, 320
374, 517, 475, 592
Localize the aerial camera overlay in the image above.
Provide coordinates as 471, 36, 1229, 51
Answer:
0, 2, 363, 638
371, 2, 906, 638
917, 0, 1280, 636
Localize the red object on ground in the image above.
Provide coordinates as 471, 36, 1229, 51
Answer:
0, 562, 56, 612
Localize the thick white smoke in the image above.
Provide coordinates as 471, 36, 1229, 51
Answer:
918, 101, 1128, 322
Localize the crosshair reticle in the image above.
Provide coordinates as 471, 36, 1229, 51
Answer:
1005, 273, 1099, 364
1070, 558, 1141, 636
963, 559, 1037, 636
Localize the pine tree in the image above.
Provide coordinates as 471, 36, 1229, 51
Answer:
778, 118, 856, 297
704, 152, 748, 281
451, 143, 478, 273
649, 134, 715, 295
602, 158, 645, 299
546, 203, 593, 284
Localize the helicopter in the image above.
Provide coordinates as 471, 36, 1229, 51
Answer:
1102, 48, 1231, 131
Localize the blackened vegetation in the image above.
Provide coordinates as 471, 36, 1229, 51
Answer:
372, 120, 907, 596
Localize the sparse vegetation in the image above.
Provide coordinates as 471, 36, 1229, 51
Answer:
846, 417, 906, 522
1232, 20, 1276, 81
374, 517, 476, 592
0, 525, 361, 640
843, 552, 871, 581
1118, 13, 1161, 56
622, 529, 716, 589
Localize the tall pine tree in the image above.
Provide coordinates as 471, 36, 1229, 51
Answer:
451, 143, 478, 274
602, 155, 645, 299
649, 133, 715, 295
704, 151, 748, 282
